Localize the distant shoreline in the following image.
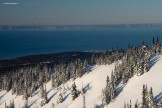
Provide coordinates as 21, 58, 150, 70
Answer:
0, 50, 124, 70
0, 51, 93, 68
1, 23, 162, 30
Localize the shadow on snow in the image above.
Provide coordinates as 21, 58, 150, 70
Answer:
154, 92, 162, 103
116, 84, 126, 96
48, 90, 59, 102
149, 54, 160, 70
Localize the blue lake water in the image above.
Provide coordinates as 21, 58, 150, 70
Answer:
0, 27, 162, 59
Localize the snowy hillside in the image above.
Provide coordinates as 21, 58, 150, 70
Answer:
0, 55, 162, 108
0, 63, 115, 108
108, 54, 162, 107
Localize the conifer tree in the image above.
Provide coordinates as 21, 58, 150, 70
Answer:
134, 101, 138, 108
10, 99, 15, 108
124, 101, 126, 108
148, 87, 155, 108
101, 89, 106, 106
71, 82, 78, 100
142, 85, 145, 108
44, 84, 48, 103
141, 84, 148, 108
106, 76, 110, 87
57, 93, 63, 103
24, 99, 28, 108
5, 102, 7, 108
52, 103, 55, 108
105, 76, 111, 104
110, 71, 116, 100
83, 94, 86, 108
129, 100, 132, 108
40, 83, 44, 98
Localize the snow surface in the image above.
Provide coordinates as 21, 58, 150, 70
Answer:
0, 55, 162, 108
108, 54, 162, 108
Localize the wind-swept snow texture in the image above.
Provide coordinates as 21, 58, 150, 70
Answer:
0, 55, 162, 108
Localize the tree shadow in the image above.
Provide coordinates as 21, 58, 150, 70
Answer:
0, 92, 7, 100
82, 82, 93, 93
32, 90, 40, 97
63, 93, 70, 101
116, 84, 126, 96
28, 100, 37, 108
48, 90, 59, 102
149, 55, 160, 70
0, 92, 7, 105
86, 66, 96, 74
95, 104, 104, 108
154, 92, 162, 103
47, 89, 52, 94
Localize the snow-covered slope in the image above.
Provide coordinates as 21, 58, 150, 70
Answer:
108, 55, 162, 108
0, 63, 115, 108
0, 55, 162, 108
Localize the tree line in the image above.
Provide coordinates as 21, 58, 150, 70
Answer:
100, 36, 161, 107
0, 49, 122, 107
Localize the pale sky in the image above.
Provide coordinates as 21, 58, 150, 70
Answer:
0, 0, 162, 25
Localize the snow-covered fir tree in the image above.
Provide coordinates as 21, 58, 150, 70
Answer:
123, 100, 132, 108
148, 87, 156, 108
43, 84, 48, 104
40, 84, 48, 106
71, 82, 79, 100
57, 93, 63, 103
102, 73, 117, 106
141, 84, 148, 108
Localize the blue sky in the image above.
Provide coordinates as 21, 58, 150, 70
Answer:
0, 0, 162, 25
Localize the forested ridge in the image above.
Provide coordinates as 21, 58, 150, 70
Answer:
0, 37, 161, 108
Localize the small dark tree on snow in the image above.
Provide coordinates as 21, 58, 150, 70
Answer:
24, 99, 28, 108
9, 99, 15, 108
105, 76, 111, 104
148, 87, 155, 108
129, 100, 132, 108
101, 89, 106, 106
134, 100, 139, 108
71, 82, 79, 100
24, 86, 28, 100
57, 93, 63, 103
124, 101, 126, 108
141, 84, 151, 108
142, 85, 147, 108
106, 75, 110, 87
110, 71, 116, 100
40, 83, 44, 98
82, 94, 86, 108
40, 84, 48, 106
123, 100, 132, 108
43, 84, 48, 104
81, 83, 85, 94
5, 102, 7, 108
52, 103, 55, 108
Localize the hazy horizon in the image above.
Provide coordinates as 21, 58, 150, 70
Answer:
1, 0, 162, 25
1, 23, 162, 27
